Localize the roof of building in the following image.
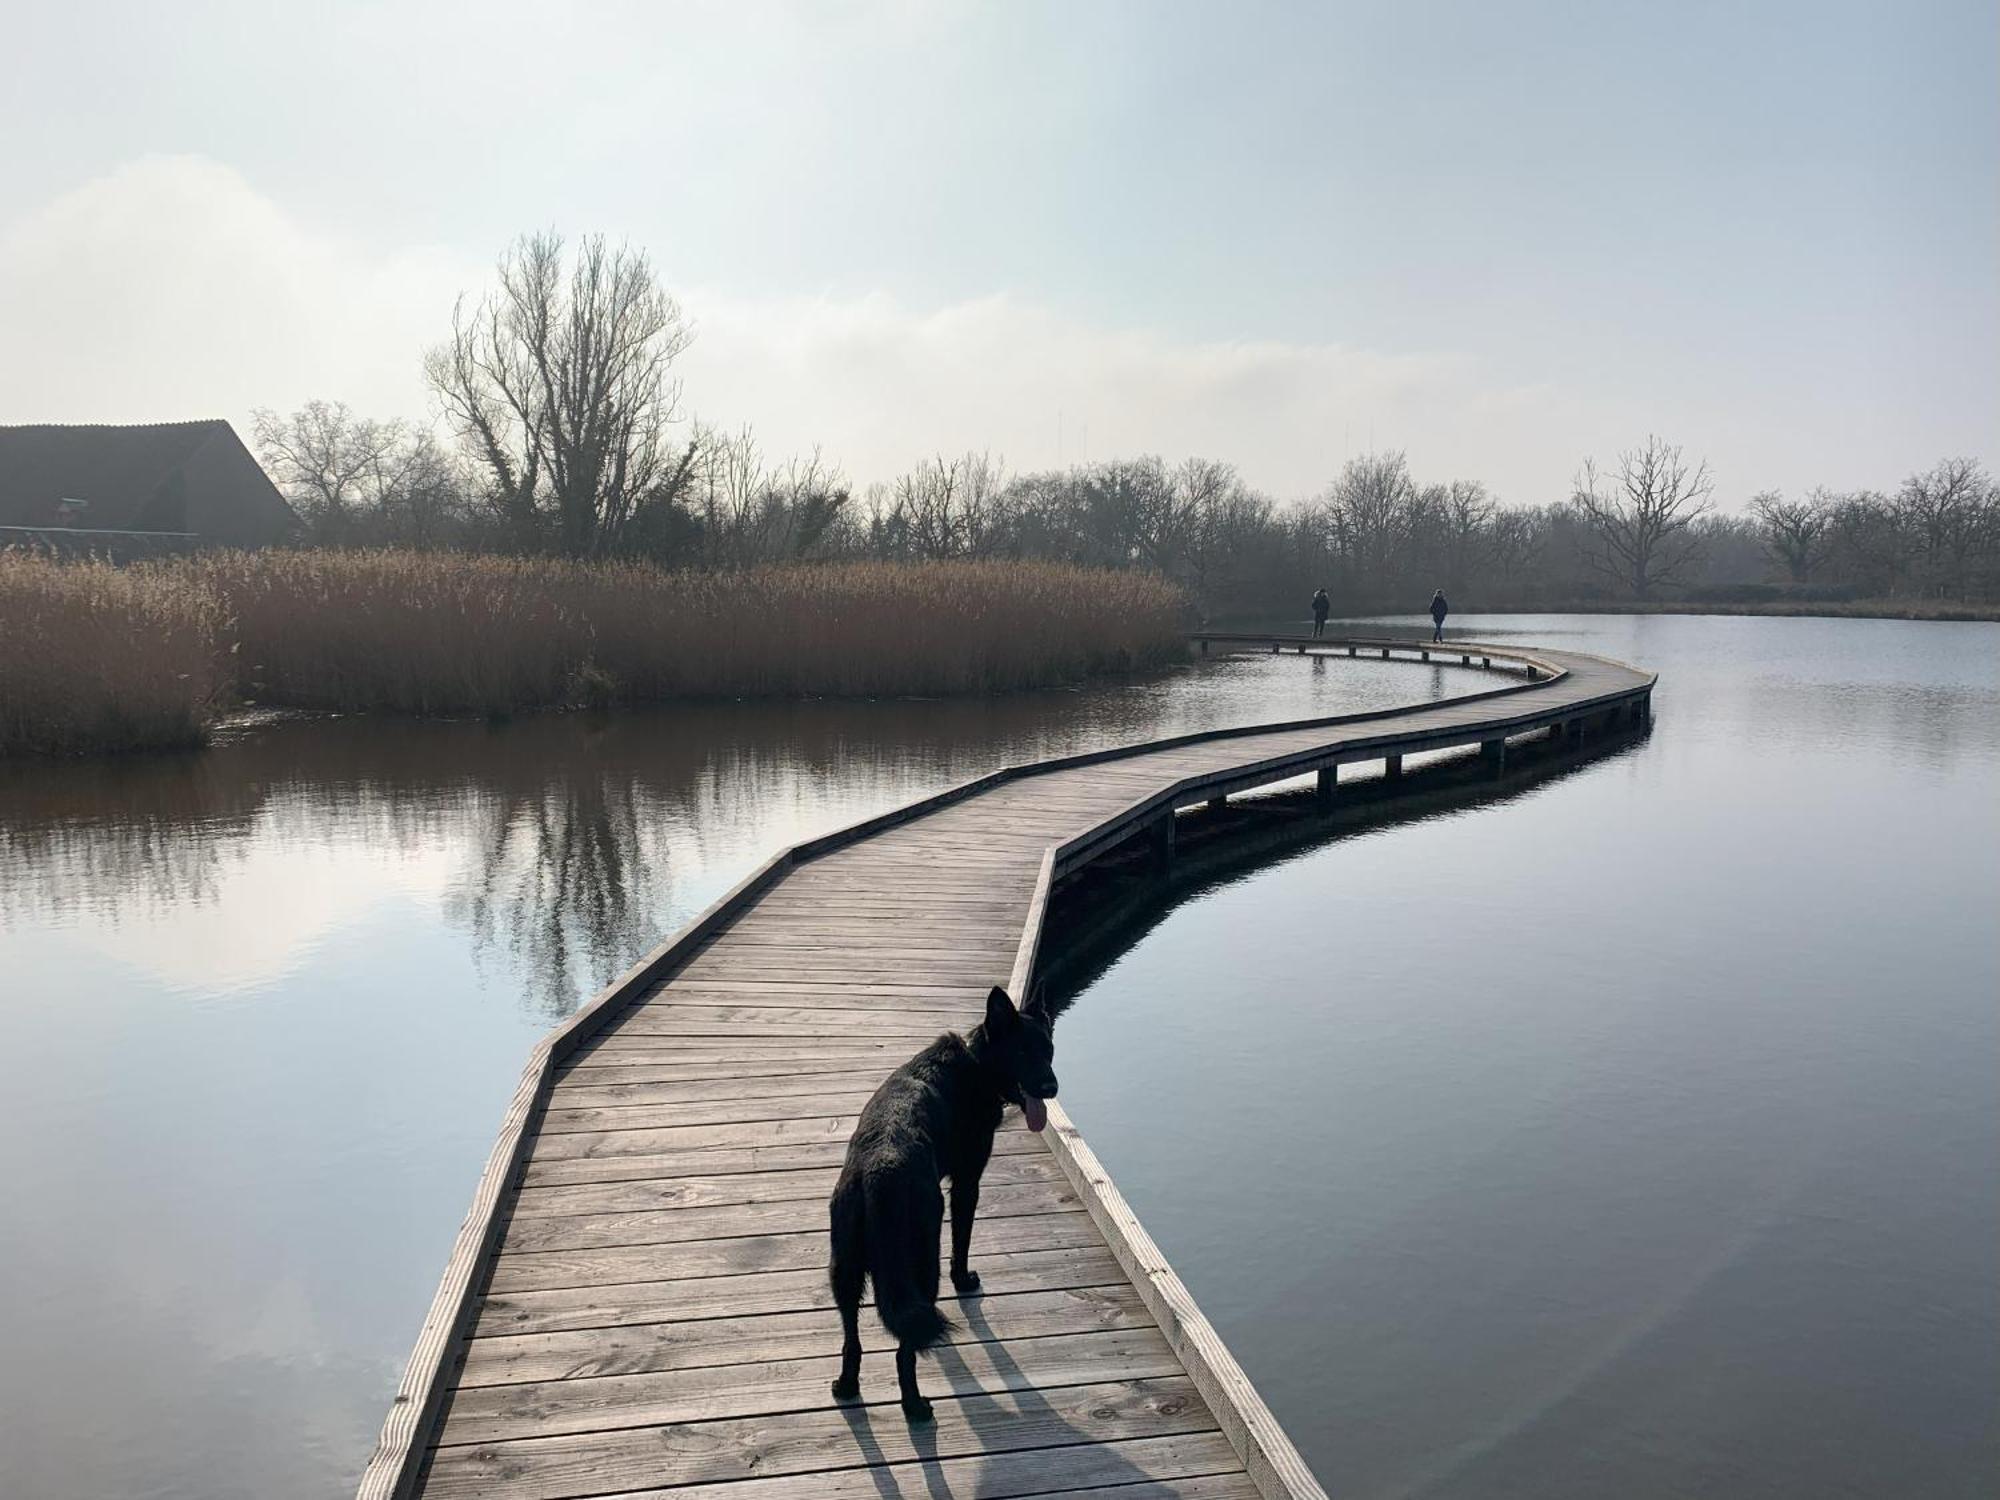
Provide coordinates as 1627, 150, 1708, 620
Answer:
0, 420, 285, 533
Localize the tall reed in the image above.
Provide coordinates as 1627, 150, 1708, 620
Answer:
0, 554, 227, 755
196, 550, 1188, 713
0, 549, 1187, 752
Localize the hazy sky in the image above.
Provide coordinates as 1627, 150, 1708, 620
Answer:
3, 1, 1993, 506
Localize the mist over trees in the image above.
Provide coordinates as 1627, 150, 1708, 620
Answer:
253, 232, 2000, 615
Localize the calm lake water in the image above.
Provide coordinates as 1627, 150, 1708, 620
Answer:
1, 616, 1994, 1498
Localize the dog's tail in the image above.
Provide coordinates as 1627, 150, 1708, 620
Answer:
864, 1180, 953, 1350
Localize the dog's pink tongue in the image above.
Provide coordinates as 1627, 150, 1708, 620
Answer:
1022, 1096, 1048, 1133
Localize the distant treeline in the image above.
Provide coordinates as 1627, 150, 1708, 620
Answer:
247, 231, 2000, 616
259, 398, 2000, 617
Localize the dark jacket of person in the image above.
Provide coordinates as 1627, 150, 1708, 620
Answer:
1429, 591, 1449, 622
1311, 589, 1330, 618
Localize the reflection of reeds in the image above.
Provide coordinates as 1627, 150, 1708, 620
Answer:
0, 550, 1187, 752
0, 553, 226, 755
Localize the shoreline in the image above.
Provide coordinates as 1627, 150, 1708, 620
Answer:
1312, 599, 2000, 625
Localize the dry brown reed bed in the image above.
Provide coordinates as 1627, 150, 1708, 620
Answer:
0, 553, 226, 755
1, 550, 1186, 753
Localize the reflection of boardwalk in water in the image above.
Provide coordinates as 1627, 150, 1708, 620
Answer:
361, 635, 1656, 1500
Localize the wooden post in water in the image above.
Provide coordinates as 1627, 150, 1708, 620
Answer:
1481, 655, 1492, 669
1208, 791, 1227, 812
1316, 765, 1337, 806
1384, 753, 1404, 780
1151, 810, 1176, 871
1347, 645, 1356, 657
1481, 738, 1507, 771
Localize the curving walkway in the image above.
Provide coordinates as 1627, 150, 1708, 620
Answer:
360, 636, 1655, 1500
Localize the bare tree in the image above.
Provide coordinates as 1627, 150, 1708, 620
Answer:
1750, 488, 1833, 584
253, 401, 406, 542
1570, 437, 1715, 599
1896, 457, 1994, 598
1435, 479, 1500, 591
426, 232, 699, 557
871, 452, 1008, 560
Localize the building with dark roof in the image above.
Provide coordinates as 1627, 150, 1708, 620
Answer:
0, 420, 298, 556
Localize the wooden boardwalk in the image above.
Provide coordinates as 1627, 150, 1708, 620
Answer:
360, 636, 1655, 1500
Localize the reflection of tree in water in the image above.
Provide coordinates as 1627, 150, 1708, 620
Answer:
447, 769, 668, 1021
0, 750, 261, 924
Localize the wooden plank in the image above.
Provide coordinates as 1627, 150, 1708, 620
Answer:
537, 1091, 880, 1135
526, 1114, 860, 1160
600, 1018, 947, 1042
473, 1243, 1129, 1337
418, 1375, 1218, 1500
500, 1178, 1080, 1255
485, 1209, 1098, 1293
546, 1069, 896, 1108
519, 1129, 1044, 1190
435, 1326, 1183, 1446
460, 1283, 1152, 1386
576, 1433, 1251, 1500
509, 1149, 1064, 1219
552, 1056, 888, 1086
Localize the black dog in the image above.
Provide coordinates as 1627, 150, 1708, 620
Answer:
827, 984, 1058, 1421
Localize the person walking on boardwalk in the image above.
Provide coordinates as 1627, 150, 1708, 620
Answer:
1429, 589, 1449, 642
1310, 587, 1330, 639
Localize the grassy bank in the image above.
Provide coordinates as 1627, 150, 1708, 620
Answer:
1, 551, 1187, 754
0, 554, 227, 756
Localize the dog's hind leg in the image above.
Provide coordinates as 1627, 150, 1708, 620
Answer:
949, 1175, 982, 1294
828, 1182, 865, 1402
898, 1191, 944, 1422
895, 1345, 930, 1424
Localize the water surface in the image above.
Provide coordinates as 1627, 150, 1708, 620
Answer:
1054, 614, 2000, 1499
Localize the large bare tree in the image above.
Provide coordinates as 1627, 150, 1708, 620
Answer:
1750, 488, 1833, 584
1570, 437, 1715, 599
253, 400, 407, 542
426, 232, 699, 557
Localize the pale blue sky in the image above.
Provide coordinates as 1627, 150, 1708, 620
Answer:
3, 1, 1993, 503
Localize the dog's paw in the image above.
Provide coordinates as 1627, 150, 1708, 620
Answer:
830, 1375, 860, 1402
950, 1267, 982, 1294
901, 1395, 934, 1424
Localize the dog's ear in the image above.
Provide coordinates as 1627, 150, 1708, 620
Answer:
1022, 982, 1049, 1024
985, 985, 1019, 1034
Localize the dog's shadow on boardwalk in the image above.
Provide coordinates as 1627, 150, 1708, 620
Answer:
834, 1291, 1161, 1499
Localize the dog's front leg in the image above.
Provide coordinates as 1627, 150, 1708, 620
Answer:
949, 1178, 982, 1293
